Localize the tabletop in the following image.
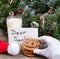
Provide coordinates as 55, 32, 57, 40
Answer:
0, 53, 48, 59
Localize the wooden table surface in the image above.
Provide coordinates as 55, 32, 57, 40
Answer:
0, 54, 39, 59
0, 53, 47, 59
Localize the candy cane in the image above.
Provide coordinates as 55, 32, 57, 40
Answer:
39, 15, 44, 28
10, 0, 13, 4
9, 11, 14, 17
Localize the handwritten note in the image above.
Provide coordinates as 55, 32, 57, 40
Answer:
8, 28, 38, 45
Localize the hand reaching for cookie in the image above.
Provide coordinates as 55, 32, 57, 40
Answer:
33, 36, 60, 59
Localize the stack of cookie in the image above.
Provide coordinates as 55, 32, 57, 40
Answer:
22, 38, 40, 57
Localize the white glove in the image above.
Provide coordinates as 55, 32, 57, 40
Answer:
33, 36, 60, 59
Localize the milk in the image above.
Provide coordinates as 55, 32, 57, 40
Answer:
7, 17, 22, 28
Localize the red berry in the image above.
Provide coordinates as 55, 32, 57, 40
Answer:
18, 9, 23, 14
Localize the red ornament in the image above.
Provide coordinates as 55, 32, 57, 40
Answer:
18, 9, 23, 14
46, 34, 50, 36
16, 14, 19, 16
0, 40, 9, 53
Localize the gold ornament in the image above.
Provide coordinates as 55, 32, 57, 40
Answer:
48, 9, 53, 14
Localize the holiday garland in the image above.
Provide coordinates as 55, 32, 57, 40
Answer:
0, 0, 60, 39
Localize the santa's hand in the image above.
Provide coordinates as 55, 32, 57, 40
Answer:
33, 36, 60, 59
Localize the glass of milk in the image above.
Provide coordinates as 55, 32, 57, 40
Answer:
7, 16, 22, 28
